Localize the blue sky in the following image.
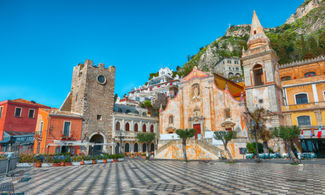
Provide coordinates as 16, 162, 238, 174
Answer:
0, 0, 304, 108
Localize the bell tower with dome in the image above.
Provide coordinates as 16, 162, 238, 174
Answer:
241, 11, 283, 127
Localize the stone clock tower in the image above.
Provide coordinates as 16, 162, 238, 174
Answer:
61, 59, 116, 153
241, 11, 283, 127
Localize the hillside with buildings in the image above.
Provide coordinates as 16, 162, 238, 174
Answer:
175, 0, 325, 77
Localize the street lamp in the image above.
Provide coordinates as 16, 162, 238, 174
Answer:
117, 130, 125, 154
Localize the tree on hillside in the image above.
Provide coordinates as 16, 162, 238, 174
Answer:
176, 129, 196, 162
272, 126, 300, 164
214, 131, 237, 163
136, 132, 156, 160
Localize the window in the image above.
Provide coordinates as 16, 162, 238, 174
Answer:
228, 67, 231, 70
142, 124, 146, 132
227, 60, 231, 64
234, 61, 238, 64
169, 116, 174, 124
28, 109, 35, 118
304, 72, 316, 77
134, 123, 138, 132
116, 121, 120, 131
281, 76, 291, 81
253, 65, 264, 86
150, 125, 154, 133
97, 115, 102, 120
40, 121, 44, 136
63, 121, 71, 136
15, 107, 22, 117
0, 107, 3, 118
236, 67, 239, 71
224, 108, 231, 118
228, 72, 234, 78
297, 116, 311, 126
295, 93, 308, 104
125, 122, 130, 131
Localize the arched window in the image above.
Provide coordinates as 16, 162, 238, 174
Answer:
150, 125, 154, 133
142, 143, 146, 152
228, 72, 234, 78
142, 124, 146, 132
125, 122, 130, 131
134, 123, 138, 132
134, 143, 138, 152
253, 64, 264, 86
304, 72, 316, 77
235, 73, 241, 77
295, 93, 308, 104
150, 143, 155, 152
281, 76, 291, 81
169, 116, 174, 124
125, 143, 130, 153
297, 116, 311, 126
116, 121, 120, 131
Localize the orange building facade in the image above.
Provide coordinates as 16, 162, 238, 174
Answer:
34, 109, 83, 154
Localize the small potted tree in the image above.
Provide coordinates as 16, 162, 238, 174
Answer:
141, 153, 146, 159
112, 154, 118, 163
52, 158, 61, 167
60, 158, 65, 166
84, 156, 92, 165
65, 156, 72, 166
35, 156, 43, 168
72, 156, 81, 166
92, 156, 96, 164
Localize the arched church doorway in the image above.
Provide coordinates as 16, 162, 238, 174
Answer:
89, 134, 104, 155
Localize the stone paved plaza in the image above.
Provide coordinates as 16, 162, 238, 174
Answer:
9, 160, 325, 194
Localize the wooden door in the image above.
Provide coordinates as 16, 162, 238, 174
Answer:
193, 124, 201, 139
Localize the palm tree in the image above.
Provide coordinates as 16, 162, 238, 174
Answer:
136, 132, 156, 160
214, 131, 237, 163
272, 126, 300, 164
176, 129, 196, 162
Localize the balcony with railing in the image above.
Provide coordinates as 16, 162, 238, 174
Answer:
282, 101, 325, 112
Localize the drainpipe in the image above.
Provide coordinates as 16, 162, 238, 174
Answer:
44, 116, 50, 154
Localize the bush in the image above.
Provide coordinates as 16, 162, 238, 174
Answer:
246, 143, 263, 154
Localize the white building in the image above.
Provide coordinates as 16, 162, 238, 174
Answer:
214, 57, 243, 82
128, 67, 180, 102
112, 104, 159, 154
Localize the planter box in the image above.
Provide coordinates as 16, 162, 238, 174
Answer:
107, 159, 113, 163
41, 163, 52, 168
97, 160, 104, 163
84, 160, 92, 165
113, 159, 118, 163
52, 163, 61, 167
65, 162, 72, 166
17, 163, 33, 168
118, 158, 125, 162
72, 162, 81, 166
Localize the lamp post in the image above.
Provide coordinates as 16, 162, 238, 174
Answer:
117, 130, 124, 154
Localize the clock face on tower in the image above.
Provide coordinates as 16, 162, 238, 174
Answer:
97, 75, 106, 85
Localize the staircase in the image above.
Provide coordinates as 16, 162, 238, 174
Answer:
197, 139, 222, 158
156, 140, 175, 155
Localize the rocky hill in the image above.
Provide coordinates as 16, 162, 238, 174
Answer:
175, 0, 325, 77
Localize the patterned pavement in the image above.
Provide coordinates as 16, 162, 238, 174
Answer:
8, 160, 325, 194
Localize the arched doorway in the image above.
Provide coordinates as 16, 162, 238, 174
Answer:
125, 143, 130, 153
115, 143, 120, 154
150, 143, 154, 152
134, 143, 138, 152
89, 134, 104, 154
142, 143, 146, 152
